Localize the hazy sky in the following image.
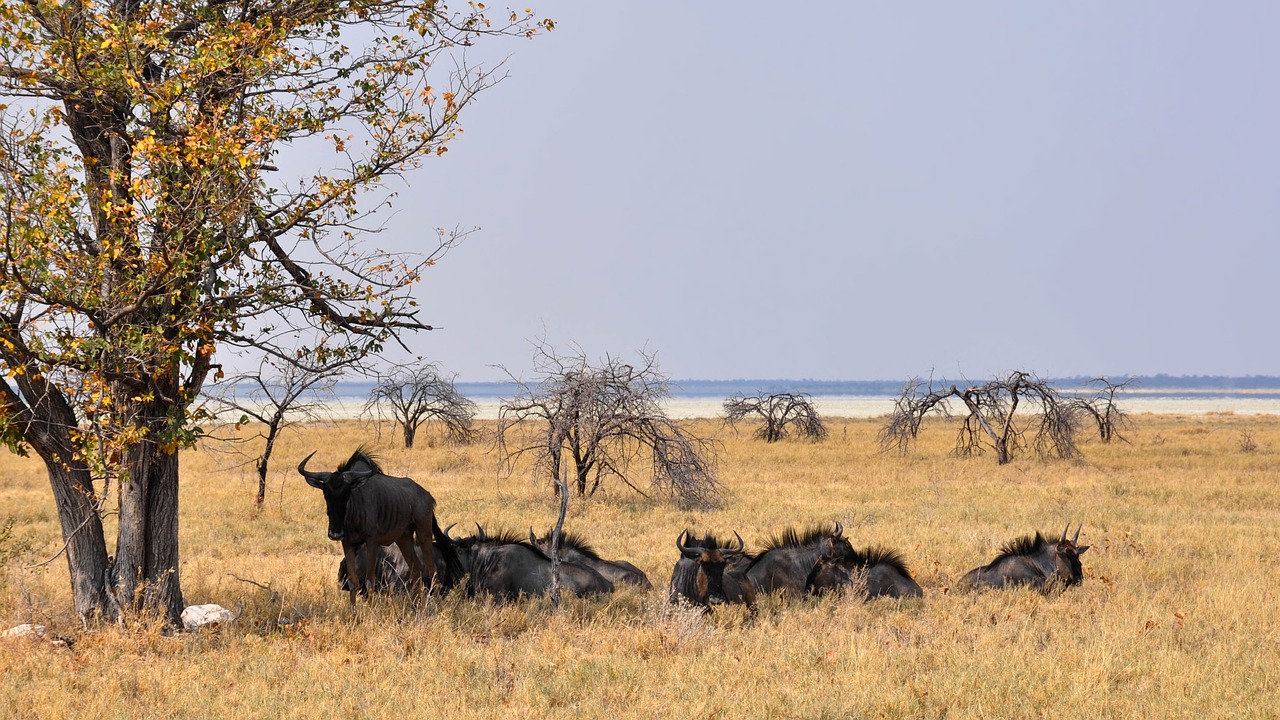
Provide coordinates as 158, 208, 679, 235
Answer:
358, 1, 1279, 382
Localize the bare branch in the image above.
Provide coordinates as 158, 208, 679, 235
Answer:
496, 341, 720, 508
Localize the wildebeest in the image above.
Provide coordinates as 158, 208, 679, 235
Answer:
449, 526, 614, 600
958, 524, 1090, 591
805, 545, 924, 600
668, 530, 756, 611
743, 523, 853, 596
529, 528, 653, 590
299, 447, 461, 603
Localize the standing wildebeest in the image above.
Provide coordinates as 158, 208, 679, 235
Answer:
299, 448, 461, 603
959, 524, 1090, 591
805, 545, 924, 600
668, 530, 756, 611
530, 529, 653, 590
448, 526, 614, 600
743, 523, 853, 596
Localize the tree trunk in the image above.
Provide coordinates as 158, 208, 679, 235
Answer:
44, 460, 115, 624
114, 406, 185, 625
4, 376, 117, 624
115, 440, 184, 623
403, 422, 415, 449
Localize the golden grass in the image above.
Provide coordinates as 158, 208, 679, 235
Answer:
3, 414, 1280, 718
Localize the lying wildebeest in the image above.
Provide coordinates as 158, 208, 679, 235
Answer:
744, 523, 853, 596
529, 528, 652, 590
299, 447, 461, 603
449, 525, 614, 600
668, 530, 756, 611
958, 524, 1090, 591
805, 545, 924, 599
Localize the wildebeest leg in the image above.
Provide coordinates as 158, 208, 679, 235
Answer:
415, 530, 440, 592
395, 534, 425, 592
359, 540, 380, 601
342, 540, 362, 605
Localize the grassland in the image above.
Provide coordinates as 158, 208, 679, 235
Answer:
2, 413, 1278, 719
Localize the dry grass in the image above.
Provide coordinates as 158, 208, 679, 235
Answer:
2, 413, 1279, 718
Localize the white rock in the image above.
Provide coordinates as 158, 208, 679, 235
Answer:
2, 623, 46, 639
181, 604, 234, 630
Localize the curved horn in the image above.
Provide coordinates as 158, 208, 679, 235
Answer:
676, 530, 689, 552
1073, 523, 1082, 544
1061, 523, 1071, 543
476, 523, 487, 541
833, 521, 843, 538
530, 527, 538, 544
444, 523, 457, 540
297, 451, 328, 489
733, 531, 745, 552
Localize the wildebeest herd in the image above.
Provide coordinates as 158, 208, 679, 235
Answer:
303, 448, 1091, 610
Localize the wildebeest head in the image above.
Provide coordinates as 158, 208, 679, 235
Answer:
1051, 523, 1090, 586
298, 450, 377, 541
674, 530, 750, 607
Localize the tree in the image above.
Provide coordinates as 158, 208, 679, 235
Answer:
723, 392, 828, 442
496, 344, 721, 508
201, 357, 346, 507
365, 363, 476, 448
0, 1, 550, 625
1069, 377, 1134, 443
879, 371, 1080, 464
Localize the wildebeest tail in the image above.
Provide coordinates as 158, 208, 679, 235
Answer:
432, 517, 465, 590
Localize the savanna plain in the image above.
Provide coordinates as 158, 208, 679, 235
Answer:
2, 413, 1278, 719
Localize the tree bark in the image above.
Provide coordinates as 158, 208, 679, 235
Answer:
45, 459, 115, 624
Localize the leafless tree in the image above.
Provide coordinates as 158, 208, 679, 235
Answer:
879, 371, 1080, 464
1068, 377, 1135, 443
723, 392, 828, 442
496, 344, 720, 508
365, 364, 477, 448
200, 357, 346, 506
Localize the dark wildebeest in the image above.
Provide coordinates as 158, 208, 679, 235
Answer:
448, 526, 614, 600
529, 528, 653, 590
959, 524, 1090, 591
805, 545, 924, 600
743, 523, 853, 596
299, 448, 461, 603
668, 530, 756, 611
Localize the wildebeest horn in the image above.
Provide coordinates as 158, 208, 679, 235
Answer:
476, 523, 487, 541
529, 527, 538, 544
833, 521, 843, 538
297, 451, 327, 489
444, 523, 457, 540
1061, 523, 1071, 543
732, 531, 745, 552
1073, 523, 1082, 544
675, 530, 689, 552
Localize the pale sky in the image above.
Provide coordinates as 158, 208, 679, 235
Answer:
354, 1, 1280, 382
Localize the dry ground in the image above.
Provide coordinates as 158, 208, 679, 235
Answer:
2, 413, 1278, 719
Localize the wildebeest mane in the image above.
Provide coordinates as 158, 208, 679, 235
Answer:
543, 529, 601, 561
993, 532, 1049, 562
759, 524, 841, 552
337, 445, 384, 475
849, 545, 913, 576
477, 527, 549, 558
